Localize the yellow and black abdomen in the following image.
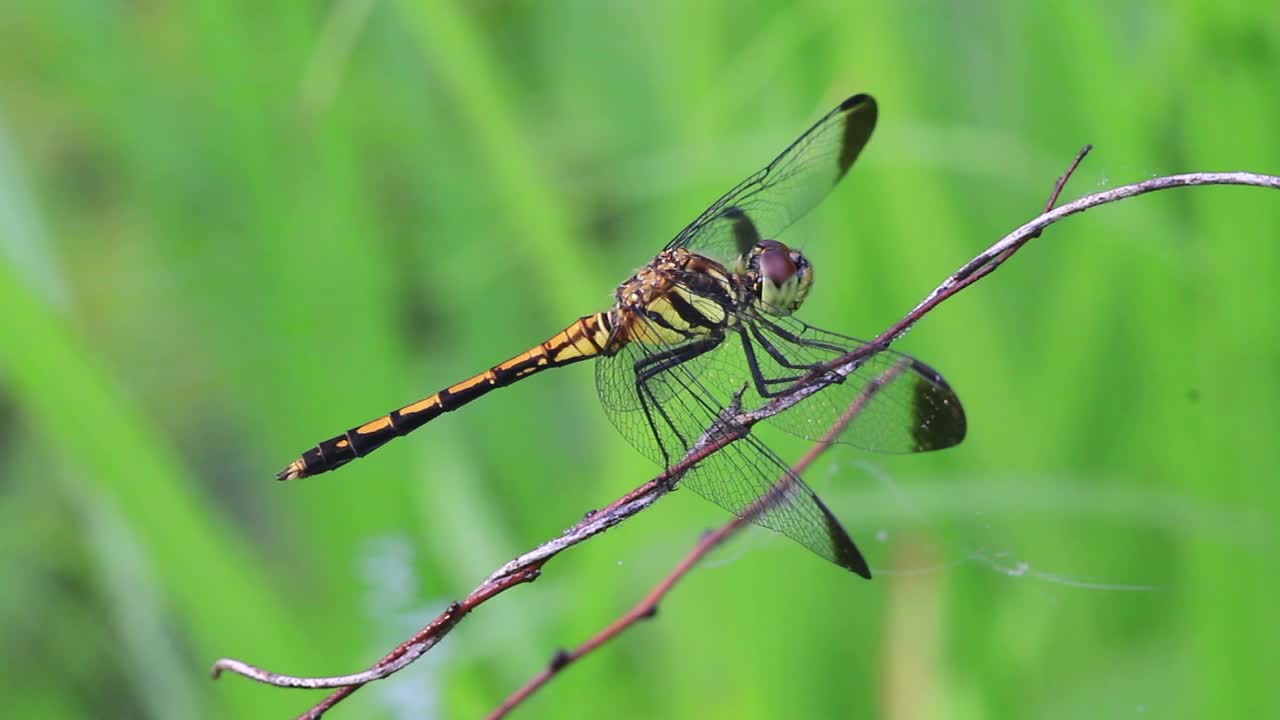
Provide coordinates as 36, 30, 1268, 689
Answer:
277, 312, 614, 480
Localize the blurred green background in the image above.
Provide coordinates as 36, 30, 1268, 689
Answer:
2, 1, 1278, 718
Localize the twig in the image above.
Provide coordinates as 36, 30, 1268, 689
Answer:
1043, 145, 1093, 216
210, 168, 1279, 719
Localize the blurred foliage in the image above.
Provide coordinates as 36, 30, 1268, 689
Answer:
1, 1, 1278, 718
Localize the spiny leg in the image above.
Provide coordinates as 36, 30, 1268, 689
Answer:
747, 317, 886, 394
735, 325, 795, 399
735, 324, 837, 399
633, 338, 721, 473
751, 315, 851, 354
748, 322, 828, 372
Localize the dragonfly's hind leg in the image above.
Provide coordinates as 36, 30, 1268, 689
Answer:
632, 338, 721, 482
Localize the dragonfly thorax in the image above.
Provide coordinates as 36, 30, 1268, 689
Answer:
608, 249, 738, 347
735, 239, 813, 316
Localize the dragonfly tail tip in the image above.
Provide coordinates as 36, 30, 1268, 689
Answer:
275, 460, 307, 481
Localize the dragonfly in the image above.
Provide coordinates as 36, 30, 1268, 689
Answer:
278, 94, 966, 577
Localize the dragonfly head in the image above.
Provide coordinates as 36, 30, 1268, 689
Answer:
737, 239, 813, 316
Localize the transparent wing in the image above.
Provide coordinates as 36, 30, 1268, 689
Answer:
666, 94, 877, 266
595, 314, 871, 576
729, 314, 967, 453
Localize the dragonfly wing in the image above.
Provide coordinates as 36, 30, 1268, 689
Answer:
596, 317, 871, 576
666, 94, 877, 266
737, 314, 967, 453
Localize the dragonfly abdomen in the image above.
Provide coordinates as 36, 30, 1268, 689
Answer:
276, 312, 614, 480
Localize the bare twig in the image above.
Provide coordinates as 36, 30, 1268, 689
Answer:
1044, 145, 1093, 215
211, 169, 1280, 719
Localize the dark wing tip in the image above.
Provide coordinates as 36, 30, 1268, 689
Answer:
909, 360, 967, 452
838, 93, 876, 112
815, 492, 872, 579
836, 94, 879, 178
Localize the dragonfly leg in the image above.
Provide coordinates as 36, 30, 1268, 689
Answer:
632, 336, 714, 380
633, 337, 722, 475
752, 315, 849, 354
748, 317, 893, 394
736, 324, 836, 399
736, 325, 791, 399
747, 323, 826, 371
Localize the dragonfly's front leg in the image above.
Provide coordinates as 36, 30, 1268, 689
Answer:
742, 319, 881, 398
734, 324, 835, 399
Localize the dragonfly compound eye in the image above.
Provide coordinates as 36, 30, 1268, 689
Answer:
751, 242, 811, 316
